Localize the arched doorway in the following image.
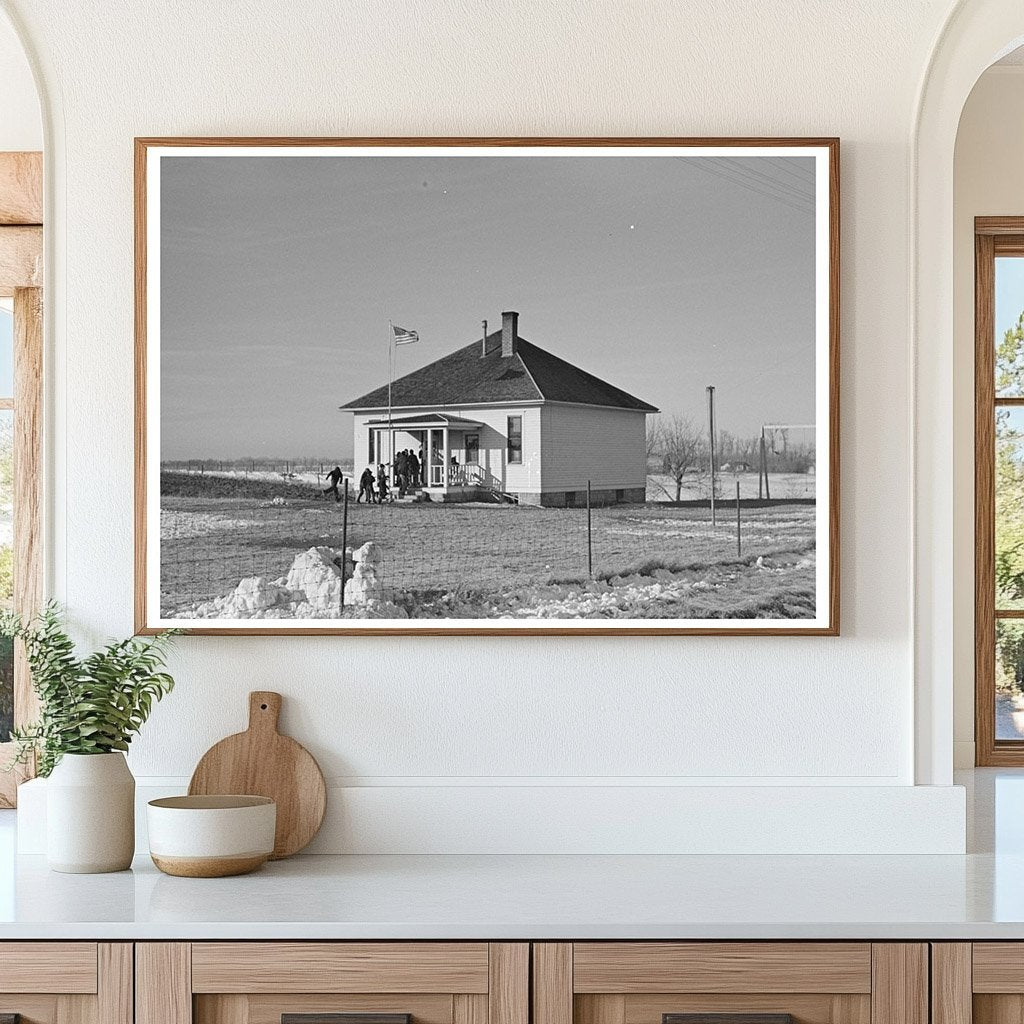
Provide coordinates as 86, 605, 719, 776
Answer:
914, 1, 1024, 784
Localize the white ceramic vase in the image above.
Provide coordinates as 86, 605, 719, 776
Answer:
46, 752, 135, 873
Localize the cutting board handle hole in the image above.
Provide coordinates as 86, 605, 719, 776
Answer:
260, 703, 268, 710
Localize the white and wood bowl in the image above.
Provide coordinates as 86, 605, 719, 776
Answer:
147, 795, 277, 877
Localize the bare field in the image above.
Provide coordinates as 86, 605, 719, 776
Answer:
160, 487, 817, 620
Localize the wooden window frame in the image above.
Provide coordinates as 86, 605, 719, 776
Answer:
507, 415, 522, 464
975, 217, 1024, 765
0, 151, 43, 807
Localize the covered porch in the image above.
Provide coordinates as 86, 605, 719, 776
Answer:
364, 413, 487, 500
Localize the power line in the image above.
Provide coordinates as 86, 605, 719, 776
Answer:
688, 158, 815, 216
704, 158, 815, 211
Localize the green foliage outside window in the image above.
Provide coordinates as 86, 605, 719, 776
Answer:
0, 634, 11, 742
995, 312, 1024, 694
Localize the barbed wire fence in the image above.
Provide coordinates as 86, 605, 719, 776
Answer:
159, 477, 817, 619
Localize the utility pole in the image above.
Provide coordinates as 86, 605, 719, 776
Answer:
758, 427, 765, 500
706, 385, 717, 526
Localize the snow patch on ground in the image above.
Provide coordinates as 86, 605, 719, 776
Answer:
162, 510, 261, 541
172, 544, 408, 619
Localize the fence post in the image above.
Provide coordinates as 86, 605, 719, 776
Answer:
586, 480, 593, 579
339, 480, 349, 613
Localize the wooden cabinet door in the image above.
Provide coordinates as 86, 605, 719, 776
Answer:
137, 943, 528, 1024
534, 944, 928, 1024
0, 943, 131, 1024
936, 943, 1024, 1024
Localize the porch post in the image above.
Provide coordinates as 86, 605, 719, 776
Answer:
442, 425, 450, 495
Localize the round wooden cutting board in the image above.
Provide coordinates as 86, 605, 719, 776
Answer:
188, 691, 327, 859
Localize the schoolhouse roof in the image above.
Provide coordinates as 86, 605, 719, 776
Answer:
341, 328, 658, 413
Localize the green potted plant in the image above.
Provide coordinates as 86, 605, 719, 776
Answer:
2, 603, 178, 873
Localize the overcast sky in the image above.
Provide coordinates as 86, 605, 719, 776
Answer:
160, 152, 817, 460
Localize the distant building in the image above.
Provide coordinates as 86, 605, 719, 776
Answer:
341, 311, 658, 505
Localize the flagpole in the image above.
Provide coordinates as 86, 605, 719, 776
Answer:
387, 320, 394, 475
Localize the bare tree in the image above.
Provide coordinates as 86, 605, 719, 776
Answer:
646, 419, 663, 461
658, 414, 705, 502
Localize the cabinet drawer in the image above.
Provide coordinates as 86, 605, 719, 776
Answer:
191, 943, 491, 994
571, 944, 872, 994
973, 944, 1024, 992
139, 942, 529, 1024
534, 944, 926, 1024
0, 942, 98, 994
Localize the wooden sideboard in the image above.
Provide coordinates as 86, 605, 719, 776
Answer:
4, 940, 1021, 1024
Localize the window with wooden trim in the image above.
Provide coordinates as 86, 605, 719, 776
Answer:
0, 150, 44, 806
975, 218, 1024, 764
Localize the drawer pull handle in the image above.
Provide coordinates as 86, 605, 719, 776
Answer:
664, 1016, 795, 1024
283, 1015, 411, 1024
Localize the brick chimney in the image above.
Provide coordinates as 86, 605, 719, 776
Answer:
501, 310, 518, 358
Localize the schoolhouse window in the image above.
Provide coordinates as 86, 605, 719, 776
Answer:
507, 416, 522, 464
368, 430, 375, 464
465, 433, 479, 464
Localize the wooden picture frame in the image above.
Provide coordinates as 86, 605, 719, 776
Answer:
135, 137, 839, 636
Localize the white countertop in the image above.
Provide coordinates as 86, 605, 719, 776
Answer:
1, 769, 1021, 941
0, 848, 1022, 940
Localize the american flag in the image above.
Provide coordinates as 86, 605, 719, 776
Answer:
392, 324, 419, 345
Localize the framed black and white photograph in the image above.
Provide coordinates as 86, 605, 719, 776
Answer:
135, 137, 839, 635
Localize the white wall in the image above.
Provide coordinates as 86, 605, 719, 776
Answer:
0, 0, 974, 852
0, 12, 39, 151
540, 405, 647, 493
952, 67, 1024, 767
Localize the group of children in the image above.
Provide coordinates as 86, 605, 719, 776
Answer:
321, 447, 434, 505
355, 463, 392, 504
